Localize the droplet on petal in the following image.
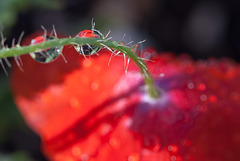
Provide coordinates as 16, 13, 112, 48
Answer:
198, 83, 206, 91
188, 82, 195, 89
109, 138, 120, 149
74, 29, 103, 56
170, 155, 177, 161
127, 155, 139, 161
72, 146, 81, 157
209, 95, 218, 103
81, 154, 89, 161
168, 145, 179, 153
30, 36, 62, 63
200, 94, 207, 101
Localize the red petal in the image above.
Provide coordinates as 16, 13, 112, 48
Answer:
11, 39, 240, 161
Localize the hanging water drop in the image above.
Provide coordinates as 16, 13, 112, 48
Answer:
30, 36, 62, 63
74, 29, 103, 56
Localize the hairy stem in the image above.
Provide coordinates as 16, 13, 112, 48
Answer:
0, 37, 159, 98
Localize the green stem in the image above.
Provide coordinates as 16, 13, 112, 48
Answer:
0, 37, 159, 98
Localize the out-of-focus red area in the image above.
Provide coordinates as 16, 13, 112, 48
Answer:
10, 36, 240, 161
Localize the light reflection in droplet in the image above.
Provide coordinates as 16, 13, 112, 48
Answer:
124, 117, 133, 127
69, 98, 80, 109
91, 82, 99, 90
72, 146, 81, 157
81, 154, 89, 161
198, 83, 206, 91
93, 65, 101, 73
200, 94, 207, 101
197, 105, 208, 112
128, 155, 137, 161
64, 157, 74, 161
188, 82, 194, 89
109, 138, 120, 148
168, 145, 179, 153
30, 36, 62, 63
171, 155, 177, 161
82, 59, 92, 68
182, 139, 191, 146
143, 134, 160, 150
209, 95, 217, 103
100, 123, 112, 136
160, 73, 165, 77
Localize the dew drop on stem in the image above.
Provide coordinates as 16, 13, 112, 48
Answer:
30, 35, 62, 63
74, 29, 103, 56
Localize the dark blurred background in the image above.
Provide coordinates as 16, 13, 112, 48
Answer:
0, 0, 240, 160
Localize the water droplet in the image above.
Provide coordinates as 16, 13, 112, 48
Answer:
30, 36, 62, 63
69, 98, 80, 109
182, 139, 191, 146
196, 105, 208, 112
109, 138, 120, 148
64, 157, 74, 161
200, 94, 207, 101
209, 95, 217, 103
74, 29, 103, 55
171, 155, 177, 161
82, 59, 92, 68
143, 134, 161, 151
72, 146, 81, 157
100, 123, 112, 135
128, 155, 139, 161
188, 82, 194, 89
198, 83, 206, 91
124, 117, 133, 127
91, 82, 99, 90
80, 76, 89, 84
159, 73, 165, 77
81, 154, 89, 161
168, 145, 179, 153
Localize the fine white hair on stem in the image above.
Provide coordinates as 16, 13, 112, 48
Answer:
0, 32, 6, 48
14, 56, 24, 72
108, 50, 121, 66
133, 39, 146, 47
41, 50, 50, 57
138, 57, 154, 62
97, 38, 111, 42
121, 34, 126, 42
17, 56, 23, 66
125, 57, 130, 73
57, 47, 67, 63
52, 25, 67, 63
123, 53, 126, 70
104, 37, 112, 41
3, 58, 11, 67
125, 41, 134, 46
86, 44, 99, 56
99, 43, 113, 52
41, 25, 47, 37
17, 31, 24, 46
137, 59, 148, 71
104, 30, 111, 39
52, 25, 58, 38
91, 18, 95, 30
128, 36, 133, 46
60, 52, 67, 63
80, 46, 88, 60
11, 38, 15, 47
0, 59, 8, 75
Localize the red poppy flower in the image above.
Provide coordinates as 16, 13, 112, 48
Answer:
10, 35, 240, 161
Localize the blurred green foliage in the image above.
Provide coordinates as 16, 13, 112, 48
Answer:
0, 75, 39, 160
0, 75, 24, 144
0, 151, 34, 161
0, 0, 64, 34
